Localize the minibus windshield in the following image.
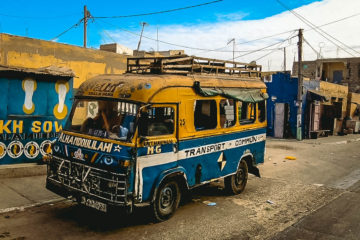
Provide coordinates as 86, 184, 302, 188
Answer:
66, 99, 138, 141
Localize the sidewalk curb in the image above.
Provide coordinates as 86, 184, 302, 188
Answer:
0, 163, 46, 179
0, 198, 64, 214
327, 137, 360, 145
266, 136, 360, 147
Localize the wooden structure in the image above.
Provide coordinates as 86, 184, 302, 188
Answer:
127, 55, 262, 78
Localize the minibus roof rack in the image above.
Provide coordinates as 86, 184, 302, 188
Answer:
126, 55, 262, 78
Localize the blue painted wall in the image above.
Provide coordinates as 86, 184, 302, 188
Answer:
265, 72, 319, 138
265, 72, 298, 137
0, 75, 73, 164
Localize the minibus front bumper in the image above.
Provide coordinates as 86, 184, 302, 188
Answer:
46, 156, 131, 211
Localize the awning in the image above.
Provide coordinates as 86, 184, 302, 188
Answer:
194, 81, 268, 103
307, 89, 329, 102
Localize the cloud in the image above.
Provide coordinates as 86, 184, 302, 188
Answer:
215, 11, 249, 21
102, 0, 360, 72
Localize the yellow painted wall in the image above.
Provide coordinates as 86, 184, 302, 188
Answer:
320, 81, 349, 133
0, 33, 128, 88
323, 62, 346, 82
347, 92, 360, 119
320, 81, 348, 116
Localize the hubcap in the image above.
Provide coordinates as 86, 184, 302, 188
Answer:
235, 168, 244, 186
160, 186, 174, 210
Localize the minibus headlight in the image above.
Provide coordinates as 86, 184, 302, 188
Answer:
102, 156, 114, 166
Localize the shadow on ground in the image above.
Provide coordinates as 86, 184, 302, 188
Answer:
52, 182, 228, 232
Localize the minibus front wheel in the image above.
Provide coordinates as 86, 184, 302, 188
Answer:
225, 160, 248, 194
152, 180, 181, 222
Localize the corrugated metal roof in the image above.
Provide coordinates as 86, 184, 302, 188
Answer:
0, 65, 75, 77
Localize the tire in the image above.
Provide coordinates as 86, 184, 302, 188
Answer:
225, 160, 248, 194
152, 180, 181, 222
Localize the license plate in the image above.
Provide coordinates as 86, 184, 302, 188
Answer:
80, 196, 107, 212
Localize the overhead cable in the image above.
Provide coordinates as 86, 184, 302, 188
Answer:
0, 12, 78, 20
230, 31, 298, 61
92, 0, 223, 19
248, 31, 297, 61
303, 37, 320, 57
304, 12, 360, 32
98, 19, 299, 54
276, 0, 358, 57
50, 18, 83, 41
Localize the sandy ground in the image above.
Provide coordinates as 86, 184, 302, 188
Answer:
0, 135, 359, 240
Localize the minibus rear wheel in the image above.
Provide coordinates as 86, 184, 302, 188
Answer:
153, 180, 181, 222
225, 160, 248, 194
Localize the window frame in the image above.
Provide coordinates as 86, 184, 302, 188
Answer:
138, 104, 176, 137
194, 99, 217, 131
238, 101, 257, 125
219, 99, 236, 128
257, 100, 266, 123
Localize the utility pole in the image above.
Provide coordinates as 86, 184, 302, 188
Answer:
156, 27, 159, 52
232, 39, 235, 64
296, 29, 303, 141
283, 47, 286, 72
83, 5, 88, 48
227, 38, 235, 64
137, 22, 148, 52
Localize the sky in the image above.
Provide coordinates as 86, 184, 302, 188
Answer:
1, 0, 360, 71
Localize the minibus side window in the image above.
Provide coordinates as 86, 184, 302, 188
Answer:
258, 100, 266, 123
220, 99, 236, 128
238, 101, 256, 125
139, 107, 174, 136
194, 100, 217, 130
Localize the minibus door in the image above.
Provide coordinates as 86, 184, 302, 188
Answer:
135, 104, 178, 201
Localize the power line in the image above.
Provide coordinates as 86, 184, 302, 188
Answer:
304, 12, 360, 32
98, 19, 299, 54
254, 43, 288, 62
0, 12, 78, 20
236, 29, 296, 46
303, 37, 320, 57
92, 0, 223, 19
230, 31, 298, 61
50, 18, 83, 41
276, 0, 358, 57
181, 12, 360, 55
90, 7, 359, 57
196, 29, 297, 54
247, 31, 297, 62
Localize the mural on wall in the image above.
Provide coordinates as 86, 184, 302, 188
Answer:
0, 74, 73, 165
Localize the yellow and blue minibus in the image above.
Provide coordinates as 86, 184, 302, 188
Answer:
46, 56, 267, 221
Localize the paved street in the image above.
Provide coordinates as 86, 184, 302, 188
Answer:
0, 135, 359, 240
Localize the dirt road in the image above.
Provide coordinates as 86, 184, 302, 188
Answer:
0, 136, 359, 240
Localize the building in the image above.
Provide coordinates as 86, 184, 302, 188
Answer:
265, 72, 348, 139
264, 72, 298, 138
100, 43, 133, 55
133, 50, 185, 57
0, 33, 128, 88
0, 65, 73, 164
292, 58, 360, 93
346, 92, 360, 133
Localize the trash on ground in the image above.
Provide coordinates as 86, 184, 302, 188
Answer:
266, 200, 275, 204
285, 156, 296, 160
313, 183, 324, 187
203, 200, 216, 206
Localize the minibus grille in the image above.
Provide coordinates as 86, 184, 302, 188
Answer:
47, 156, 127, 204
